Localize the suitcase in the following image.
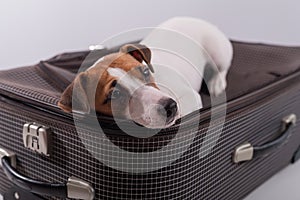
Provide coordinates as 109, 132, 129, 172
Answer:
0, 41, 300, 200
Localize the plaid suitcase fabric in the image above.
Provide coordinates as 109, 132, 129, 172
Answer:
0, 41, 300, 199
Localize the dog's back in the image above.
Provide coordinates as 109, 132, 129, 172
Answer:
157, 17, 233, 69
141, 17, 233, 116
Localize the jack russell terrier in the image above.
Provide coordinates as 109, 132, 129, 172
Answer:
58, 17, 233, 129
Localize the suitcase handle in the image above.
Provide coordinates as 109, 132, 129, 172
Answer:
233, 114, 297, 163
0, 148, 95, 200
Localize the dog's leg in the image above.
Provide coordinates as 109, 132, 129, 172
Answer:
208, 70, 227, 96
204, 31, 233, 96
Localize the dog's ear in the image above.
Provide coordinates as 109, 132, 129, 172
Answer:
120, 44, 154, 73
58, 72, 90, 114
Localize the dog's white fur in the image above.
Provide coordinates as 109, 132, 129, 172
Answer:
108, 67, 175, 128
141, 17, 233, 117
86, 17, 233, 128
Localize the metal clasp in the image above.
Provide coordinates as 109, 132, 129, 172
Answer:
282, 114, 297, 131
0, 147, 16, 168
23, 123, 52, 156
89, 44, 105, 51
233, 142, 254, 163
67, 177, 95, 200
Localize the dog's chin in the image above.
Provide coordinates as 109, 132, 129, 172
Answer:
145, 121, 175, 129
136, 121, 176, 129
132, 115, 178, 129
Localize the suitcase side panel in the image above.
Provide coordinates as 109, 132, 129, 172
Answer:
0, 78, 299, 199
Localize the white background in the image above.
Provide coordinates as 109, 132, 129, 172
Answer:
1, 1, 300, 199
1, 0, 300, 69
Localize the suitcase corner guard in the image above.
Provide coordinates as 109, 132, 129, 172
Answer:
233, 114, 297, 163
0, 147, 95, 200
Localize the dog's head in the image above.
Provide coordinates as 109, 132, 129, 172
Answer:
58, 44, 179, 128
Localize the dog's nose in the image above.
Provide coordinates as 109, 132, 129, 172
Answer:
158, 98, 178, 122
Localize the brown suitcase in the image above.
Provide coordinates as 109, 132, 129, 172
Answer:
0, 41, 300, 200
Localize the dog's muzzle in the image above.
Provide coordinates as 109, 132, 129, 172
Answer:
127, 86, 179, 128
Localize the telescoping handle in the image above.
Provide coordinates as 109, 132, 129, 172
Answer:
233, 114, 297, 163
0, 148, 95, 200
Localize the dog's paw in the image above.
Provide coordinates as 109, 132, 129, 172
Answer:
208, 72, 227, 96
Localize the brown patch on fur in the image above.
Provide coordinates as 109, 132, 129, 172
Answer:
120, 44, 152, 67
58, 44, 158, 116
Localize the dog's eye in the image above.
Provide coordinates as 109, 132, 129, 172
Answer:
143, 68, 150, 77
103, 89, 122, 104
110, 89, 121, 99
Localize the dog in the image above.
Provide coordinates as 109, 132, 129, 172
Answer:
58, 17, 233, 129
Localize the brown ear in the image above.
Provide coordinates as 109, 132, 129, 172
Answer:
120, 44, 154, 73
58, 72, 90, 114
